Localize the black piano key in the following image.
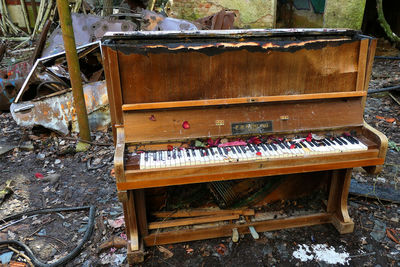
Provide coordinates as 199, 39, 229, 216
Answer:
145, 152, 148, 161
344, 136, 355, 144
223, 147, 229, 155
277, 142, 285, 149
338, 137, 347, 145
186, 149, 191, 157
260, 143, 268, 151
153, 152, 157, 161
217, 147, 223, 155
247, 144, 254, 152
172, 150, 177, 159
253, 144, 260, 152
235, 146, 242, 154
349, 136, 360, 145
306, 141, 314, 147
322, 139, 331, 146
167, 150, 171, 159
158, 151, 163, 161
210, 148, 215, 155
178, 150, 182, 158
283, 142, 290, 149
271, 143, 278, 151
327, 139, 336, 145
299, 142, 307, 148
334, 138, 343, 145
191, 149, 196, 157
200, 149, 205, 157
311, 140, 319, 147
240, 146, 247, 153
231, 146, 237, 154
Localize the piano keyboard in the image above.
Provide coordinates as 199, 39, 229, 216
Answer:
136, 136, 368, 170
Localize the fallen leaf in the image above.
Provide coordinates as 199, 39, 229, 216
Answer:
385, 118, 396, 123
216, 243, 226, 255
110, 168, 115, 177
386, 228, 400, 244
108, 216, 125, 228
375, 115, 385, 120
182, 121, 190, 129
186, 248, 194, 254
167, 145, 174, 151
306, 133, 312, 142
35, 173, 44, 179
290, 144, 296, 149
158, 246, 174, 259
256, 151, 262, 156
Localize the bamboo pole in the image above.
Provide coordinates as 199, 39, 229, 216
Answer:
56, 0, 91, 142
32, 0, 45, 38
0, 1, 7, 35
38, 0, 53, 32
20, 0, 31, 34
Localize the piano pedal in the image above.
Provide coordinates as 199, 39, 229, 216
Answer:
249, 226, 259, 240
232, 228, 239, 243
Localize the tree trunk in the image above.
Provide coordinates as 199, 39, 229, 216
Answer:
376, 0, 400, 44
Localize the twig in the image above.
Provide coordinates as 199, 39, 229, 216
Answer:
7, 245, 34, 267
389, 92, 400, 106
61, 136, 113, 146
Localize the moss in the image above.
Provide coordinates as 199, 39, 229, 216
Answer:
323, 0, 366, 29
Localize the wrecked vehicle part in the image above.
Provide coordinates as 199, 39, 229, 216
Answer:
15, 42, 102, 103
195, 10, 236, 30
11, 80, 109, 135
0, 206, 95, 267
141, 10, 198, 31
0, 61, 31, 110
41, 13, 139, 57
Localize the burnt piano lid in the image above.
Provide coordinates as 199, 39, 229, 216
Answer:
101, 28, 361, 43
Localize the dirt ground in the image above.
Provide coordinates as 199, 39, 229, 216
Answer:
0, 58, 399, 266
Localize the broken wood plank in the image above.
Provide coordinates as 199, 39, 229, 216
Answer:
148, 214, 239, 230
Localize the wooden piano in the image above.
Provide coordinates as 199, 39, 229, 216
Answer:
101, 29, 387, 264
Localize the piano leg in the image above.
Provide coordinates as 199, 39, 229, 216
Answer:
327, 169, 355, 234
118, 191, 145, 264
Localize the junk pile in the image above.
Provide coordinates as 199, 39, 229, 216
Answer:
1, 1, 234, 134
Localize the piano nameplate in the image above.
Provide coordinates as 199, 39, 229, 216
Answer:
232, 121, 273, 135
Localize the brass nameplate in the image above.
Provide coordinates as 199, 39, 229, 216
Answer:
232, 121, 273, 135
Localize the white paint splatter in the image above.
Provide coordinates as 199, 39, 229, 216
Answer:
293, 244, 350, 265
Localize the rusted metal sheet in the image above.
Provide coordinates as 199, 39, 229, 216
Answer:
0, 61, 31, 110
10, 80, 110, 134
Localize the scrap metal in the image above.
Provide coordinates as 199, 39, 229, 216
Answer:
11, 80, 109, 135
41, 13, 139, 57
0, 61, 31, 110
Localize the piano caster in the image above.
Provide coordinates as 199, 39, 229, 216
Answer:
232, 228, 239, 242
249, 226, 259, 240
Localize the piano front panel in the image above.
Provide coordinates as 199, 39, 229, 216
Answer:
123, 98, 363, 143
117, 39, 361, 104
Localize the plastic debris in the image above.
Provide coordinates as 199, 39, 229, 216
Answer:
0, 251, 13, 264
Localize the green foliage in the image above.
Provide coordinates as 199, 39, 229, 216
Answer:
388, 140, 400, 152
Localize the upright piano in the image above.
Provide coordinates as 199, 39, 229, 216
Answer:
101, 29, 387, 264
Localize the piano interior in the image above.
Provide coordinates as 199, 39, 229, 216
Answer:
101, 29, 388, 263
